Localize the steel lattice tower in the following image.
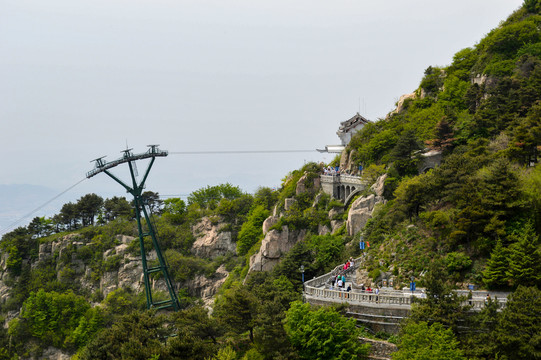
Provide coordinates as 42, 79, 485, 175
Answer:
87, 145, 180, 311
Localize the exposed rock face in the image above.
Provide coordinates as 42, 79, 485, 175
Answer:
187, 264, 229, 308
331, 220, 345, 233
370, 173, 387, 197
395, 92, 417, 114
98, 235, 147, 298
38, 347, 71, 360
249, 226, 306, 273
191, 217, 235, 259
328, 208, 344, 220
472, 74, 487, 85
0, 252, 9, 305
355, 267, 374, 287
262, 215, 280, 235
347, 208, 373, 236
284, 198, 296, 210
340, 149, 349, 171
318, 224, 330, 236
296, 172, 321, 195
346, 175, 387, 236
340, 149, 359, 174
312, 193, 324, 207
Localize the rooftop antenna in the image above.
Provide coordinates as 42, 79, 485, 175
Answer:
87, 145, 180, 311
364, 98, 367, 116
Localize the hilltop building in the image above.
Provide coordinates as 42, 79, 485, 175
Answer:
317, 112, 371, 153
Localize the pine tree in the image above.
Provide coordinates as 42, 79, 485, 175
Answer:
482, 239, 510, 289
390, 129, 423, 177
506, 223, 541, 287
425, 117, 456, 151
495, 286, 541, 359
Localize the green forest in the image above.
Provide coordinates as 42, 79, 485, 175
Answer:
1, 1, 541, 359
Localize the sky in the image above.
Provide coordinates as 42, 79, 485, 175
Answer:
0, 0, 524, 231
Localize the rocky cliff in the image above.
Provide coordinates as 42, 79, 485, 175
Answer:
347, 174, 386, 236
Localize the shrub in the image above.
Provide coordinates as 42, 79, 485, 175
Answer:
236, 205, 269, 256
445, 252, 472, 273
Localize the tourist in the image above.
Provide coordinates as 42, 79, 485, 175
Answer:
345, 284, 351, 298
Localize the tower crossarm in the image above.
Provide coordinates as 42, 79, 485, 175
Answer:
86, 145, 168, 178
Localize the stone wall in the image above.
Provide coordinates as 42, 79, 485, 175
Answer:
359, 338, 398, 360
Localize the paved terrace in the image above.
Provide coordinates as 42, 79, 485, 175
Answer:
303, 257, 509, 332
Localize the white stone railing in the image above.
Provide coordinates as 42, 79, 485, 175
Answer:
340, 175, 366, 185
304, 285, 506, 310
320, 174, 365, 185
305, 287, 413, 307
304, 258, 509, 310
320, 174, 339, 183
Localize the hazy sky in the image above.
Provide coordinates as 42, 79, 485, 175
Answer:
0, 0, 524, 223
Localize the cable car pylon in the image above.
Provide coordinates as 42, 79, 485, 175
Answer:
87, 145, 180, 311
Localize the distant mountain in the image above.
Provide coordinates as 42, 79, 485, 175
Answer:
0, 184, 58, 232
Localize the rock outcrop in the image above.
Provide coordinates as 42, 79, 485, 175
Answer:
339, 149, 360, 174
187, 264, 229, 308
296, 172, 321, 195
262, 215, 280, 235
331, 220, 345, 233
284, 198, 296, 210
0, 252, 9, 305
37, 347, 71, 360
346, 174, 387, 236
191, 217, 235, 259
318, 224, 331, 236
249, 226, 306, 273
10, 228, 235, 307
99, 235, 148, 298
